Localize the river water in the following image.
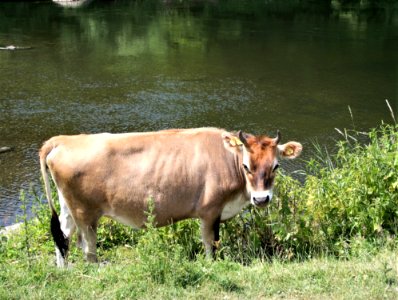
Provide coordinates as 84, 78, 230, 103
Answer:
0, 0, 397, 226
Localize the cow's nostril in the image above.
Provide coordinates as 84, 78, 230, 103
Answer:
253, 196, 270, 206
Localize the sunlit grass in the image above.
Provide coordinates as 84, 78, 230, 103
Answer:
1, 241, 397, 299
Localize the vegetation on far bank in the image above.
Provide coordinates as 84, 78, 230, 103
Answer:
1, 109, 398, 298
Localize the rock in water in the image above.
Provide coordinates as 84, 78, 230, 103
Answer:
0, 147, 13, 154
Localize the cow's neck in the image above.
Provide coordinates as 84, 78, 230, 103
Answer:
232, 147, 246, 188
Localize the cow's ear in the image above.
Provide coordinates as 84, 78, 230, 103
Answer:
277, 142, 303, 159
222, 131, 243, 154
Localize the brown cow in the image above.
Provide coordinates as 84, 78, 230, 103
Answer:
39, 127, 302, 267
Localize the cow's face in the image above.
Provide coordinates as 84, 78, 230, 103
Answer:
223, 130, 302, 207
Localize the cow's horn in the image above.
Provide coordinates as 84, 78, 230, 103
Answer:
274, 130, 281, 144
238, 130, 249, 147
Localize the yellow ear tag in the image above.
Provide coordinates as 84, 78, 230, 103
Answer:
285, 147, 294, 156
230, 137, 243, 147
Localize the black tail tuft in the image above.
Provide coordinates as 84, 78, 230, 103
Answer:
50, 212, 69, 258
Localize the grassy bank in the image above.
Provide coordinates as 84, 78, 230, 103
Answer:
0, 246, 397, 299
1, 116, 398, 298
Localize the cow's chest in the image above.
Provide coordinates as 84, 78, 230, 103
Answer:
221, 193, 249, 221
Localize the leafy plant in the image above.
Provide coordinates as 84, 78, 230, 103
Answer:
268, 121, 398, 258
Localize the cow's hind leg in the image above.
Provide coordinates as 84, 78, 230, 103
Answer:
55, 190, 76, 268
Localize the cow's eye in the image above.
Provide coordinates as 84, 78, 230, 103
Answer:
273, 164, 279, 172
243, 164, 251, 174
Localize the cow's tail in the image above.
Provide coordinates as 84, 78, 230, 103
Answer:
39, 141, 69, 258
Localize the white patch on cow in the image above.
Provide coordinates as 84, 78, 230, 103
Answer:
242, 146, 251, 170
56, 188, 76, 267
250, 190, 273, 205
46, 146, 60, 163
221, 193, 249, 221
55, 247, 66, 268
58, 189, 75, 237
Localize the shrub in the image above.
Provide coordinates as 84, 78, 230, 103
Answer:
268, 123, 398, 258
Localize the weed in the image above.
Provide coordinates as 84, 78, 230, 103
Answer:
18, 190, 31, 264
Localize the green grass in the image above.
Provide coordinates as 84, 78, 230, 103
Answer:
0, 244, 397, 299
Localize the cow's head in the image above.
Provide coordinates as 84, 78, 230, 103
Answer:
222, 130, 302, 207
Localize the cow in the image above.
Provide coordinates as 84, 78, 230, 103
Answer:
39, 127, 302, 267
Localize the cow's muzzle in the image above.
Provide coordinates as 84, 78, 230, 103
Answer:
251, 190, 273, 207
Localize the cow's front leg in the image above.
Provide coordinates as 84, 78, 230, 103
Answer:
79, 223, 98, 263
200, 216, 221, 258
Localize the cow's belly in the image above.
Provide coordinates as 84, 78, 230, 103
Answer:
221, 193, 249, 221
101, 186, 199, 229
104, 210, 143, 229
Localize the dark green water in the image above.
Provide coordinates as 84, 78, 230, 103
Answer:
0, 0, 397, 226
